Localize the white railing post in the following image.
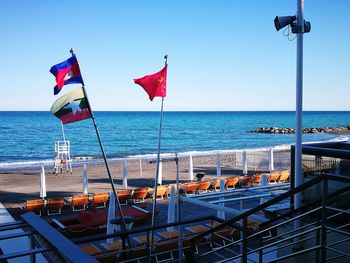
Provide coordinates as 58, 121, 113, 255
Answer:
315, 156, 322, 174
189, 155, 194, 181
217, 179, 225, 220
122, 159, 128, 189
216, 153, 221, 177
167, 186, 176, 232
243, 151, 248, 175
83, 164, 88, 194
157, 161, 163, 185
40, 165, 46, 199
269, 148, 274, 172
335, 158, 340, 175
139, 159, 143, 178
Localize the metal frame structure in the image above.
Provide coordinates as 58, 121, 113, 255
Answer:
186, 173, 350, 262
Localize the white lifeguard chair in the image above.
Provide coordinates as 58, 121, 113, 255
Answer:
53, 140, 72, 174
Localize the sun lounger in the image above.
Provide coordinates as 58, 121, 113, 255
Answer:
241, 176, 253, 187
158, 230, 180, 239
133, 235, 160, 244
278, 170, 290, 182
80, 245, 101, 256
164, 184, 182, 197
46, 197, 64, 215
70, 194, 89, 211
93, 248, 119, 263
92, 192, 109, 208
211, 227, 240, 245
149, 185, 168, 199
186, 225, 210, 234
196, 180, 211, 193
210, 178, 227, 191
225, 176, 239, 189
101, 240, 124, 250
153, 239, 179, 262
251, 173, 263, 185
24, 199, 45, 216
128, 188, 148, 204
116, 190, 132, 205
268, 171, 281, 183
119, 246, 148, 263
181, 182, 200, 195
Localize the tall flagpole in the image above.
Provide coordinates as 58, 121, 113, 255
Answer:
151, 55, 168, 243
69, 49, 129, 244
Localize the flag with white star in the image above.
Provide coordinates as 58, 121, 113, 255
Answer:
50, 87, 91, 124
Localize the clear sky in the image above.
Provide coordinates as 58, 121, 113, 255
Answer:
0, 0, 349, 111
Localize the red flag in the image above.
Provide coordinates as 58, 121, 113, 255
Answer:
134, 65, 167, 101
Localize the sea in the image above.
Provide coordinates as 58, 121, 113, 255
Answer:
0, 111, 349, 170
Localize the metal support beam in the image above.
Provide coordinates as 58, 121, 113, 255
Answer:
21, 212, 98, 263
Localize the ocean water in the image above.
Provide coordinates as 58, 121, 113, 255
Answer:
0, 111, 349, 167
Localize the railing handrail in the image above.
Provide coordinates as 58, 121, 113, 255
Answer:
190, 173, 350, 248
73, 215, 222, 244
260, 182, 350, 229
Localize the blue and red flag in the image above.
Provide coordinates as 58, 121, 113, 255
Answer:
50, 55, 84, 95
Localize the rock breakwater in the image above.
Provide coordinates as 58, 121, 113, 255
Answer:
252, 126, 350, 134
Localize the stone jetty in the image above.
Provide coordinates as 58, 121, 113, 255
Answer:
252, 126, 350, 134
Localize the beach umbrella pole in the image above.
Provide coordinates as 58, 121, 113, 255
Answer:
69, 49, 129, 246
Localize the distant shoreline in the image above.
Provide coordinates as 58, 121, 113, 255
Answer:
252, 126, 350, 135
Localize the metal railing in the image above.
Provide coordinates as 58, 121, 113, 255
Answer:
185, 173, 350, 263
1, 175, 350, 262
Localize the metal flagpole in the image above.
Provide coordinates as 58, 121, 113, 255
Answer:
69, 49, 129, 245
151, 55, 168, 244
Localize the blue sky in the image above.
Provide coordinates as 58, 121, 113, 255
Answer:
0, 0, 349, 111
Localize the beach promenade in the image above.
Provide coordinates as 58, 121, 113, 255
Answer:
0, 147, 290, 221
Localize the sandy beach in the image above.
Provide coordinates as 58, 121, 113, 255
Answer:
0, 155, 248, 221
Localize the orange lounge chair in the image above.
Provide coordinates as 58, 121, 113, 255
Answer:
118, 246, 147, 263
210, 178, 228, 191
196, 180, 211, 193
116, 190, 132, 205
182, 182, 200, 195
279, 170, 290, 182
225, 176, 239, 189
128, 188, 148, 204
46, 197, 64, 215
150, 185, 168, 199
92, 192, 109, 208
70, 194, 89, 211
251, 174, 263, 185
25, 199, 45, 216
268, 171, 281, 183
80, 245, 102, 256
164, 184, 182, 197
241, 176, 253, 187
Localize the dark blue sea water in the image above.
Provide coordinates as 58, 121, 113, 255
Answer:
0, 111, 349, 166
